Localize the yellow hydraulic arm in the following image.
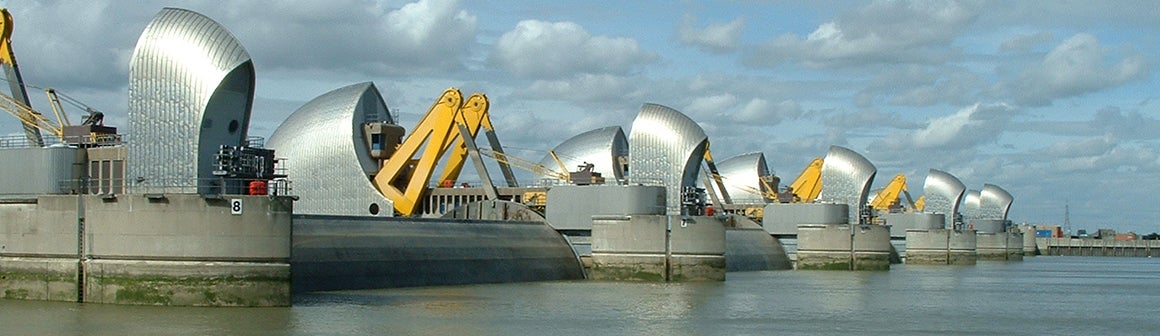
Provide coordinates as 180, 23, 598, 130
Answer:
789, 158, 823, 203
870, 173, 916, 212
373, 88, 465, 216
435, 95, 518, 188
0, 8, 44, 146
914, 195, 926, 212
702, 146, 732, 205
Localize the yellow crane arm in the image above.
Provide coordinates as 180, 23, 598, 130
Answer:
372, 88, 464, 216
0, 8, 42, 146
914, 195, 926, 212
436, 93, 489, 185
480, 148, 568, 181
0, 91, 61, 139
870, 173, 908, 211
789, 158, 823, 203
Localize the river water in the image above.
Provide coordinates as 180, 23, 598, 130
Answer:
2, 256, 1157, 335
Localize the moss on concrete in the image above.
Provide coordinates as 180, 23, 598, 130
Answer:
89, 274, 290, 307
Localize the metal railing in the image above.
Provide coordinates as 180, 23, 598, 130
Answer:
55, 176, 293, 197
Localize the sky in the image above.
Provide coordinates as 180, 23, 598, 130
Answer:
1, 0, 1158, 234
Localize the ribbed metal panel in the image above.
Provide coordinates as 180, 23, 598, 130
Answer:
628, 103, 708, 214
127, 8, 254, 193
922, 169, 965, 228
715, 151, 770, 205
979, 184, 1013, 221
539, 126, 628, 182
819, 145, 877, 224
266, 82, 395, 216
962, 189, 982, 222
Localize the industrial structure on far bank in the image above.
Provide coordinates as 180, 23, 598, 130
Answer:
2, 7, 1154, 308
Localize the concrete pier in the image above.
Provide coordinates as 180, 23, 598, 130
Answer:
762, 203, 849, 236
976, 231, 1024, 261
1, 194, 294, 306
1038, 238, 1159, 257
904, 229, 977, 265
1021, 227, 1038, 256
589, 215, 726, 281
796, 224, 891, 271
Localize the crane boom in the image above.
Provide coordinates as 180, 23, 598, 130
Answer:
0, 7, 43, 146
372, 88, 465, 216
870, 173, 914, 212
435, 94, 518, 188
789, 158, 823, 203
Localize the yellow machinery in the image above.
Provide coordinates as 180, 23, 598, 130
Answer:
869, 173, 917, 213
701, 147, 732, 206
480, 148, 568, 182
372, 88, 470, 216
914, 195, 926, 212
371, 88, 525, 216
788, 158, 823, 203
0, 7, 46, 146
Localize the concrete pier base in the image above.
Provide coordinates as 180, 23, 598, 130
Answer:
83, 259, 290, 306
0, 257, 79, 301
949, 230, 978, 265
590, 215, 725, 281
977, 231, 1024, 261
796, 224, 891, 271
1021, 227, 1037, 256
904, 229, 977, 265
1006, 231, 1025, 261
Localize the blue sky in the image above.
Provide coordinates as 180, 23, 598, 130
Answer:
2, 0, 1158, 234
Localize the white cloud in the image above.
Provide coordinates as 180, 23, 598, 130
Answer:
899, 103, 1016, 150
676, 15, 745, 54
746, 0, 979, 68
1005, 33, 1147, 106
490, 20, 656, 79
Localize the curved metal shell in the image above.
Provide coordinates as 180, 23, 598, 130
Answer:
127, 7, 255, 193
922, 169, 965, 228
962, 189, 982, 221
715, 152, 771, 205
820, 146, 877, 224
980, 184, 1014, 221
628, 103, 708, 214
266, 82, 395, 216
539, 126, 628, 182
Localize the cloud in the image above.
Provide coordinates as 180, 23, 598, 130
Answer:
874, 103, 1016, 151
676, 15, 745, 54
1003, 33, 1147, 106
1000, 32, 1054, 52
490, 20, 656, 79
744, 0, 979, 68
520, 74, 643, 106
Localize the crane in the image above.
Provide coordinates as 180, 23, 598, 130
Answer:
479, 148, 569, 181
372, 88, 468, 216
788, 158, 823, 203
0, 7, 45, 146
869, 173, 917, 213
434, 95, 518, 188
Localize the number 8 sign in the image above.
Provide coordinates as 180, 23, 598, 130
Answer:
230, 199, 243, 215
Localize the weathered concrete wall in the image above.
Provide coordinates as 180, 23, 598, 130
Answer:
545, 185, 666, 231
84, 259, 289, 306
762, 203, 848, 235
905, 229, 950, 264
797, 224, 891, 271
970, 219, 1007, 234
948, 230, 977, 265
1038, 238, 1160, 257
0, 197, 78, 257
1006, 232, 1024, 261
590, 215, 725, 281
976, 232, 1008, 261
86, 195, 291, 260
905, 229, 978, 265
0, 257, 78, 301
0, 194, 293, 306
883, 213, 944, 238
292, 215, 584, 292
1021, 227, 1038, 256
